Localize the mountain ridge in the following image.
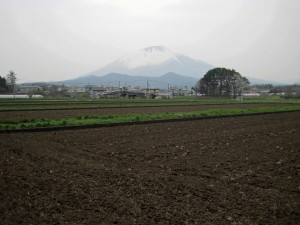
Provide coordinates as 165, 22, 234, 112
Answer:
55, 72, 290, 89
60, 72, 198, 89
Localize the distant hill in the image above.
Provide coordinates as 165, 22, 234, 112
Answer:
247, 77, 287, 86
58, 72, 289, 89
59, 72, 198, 89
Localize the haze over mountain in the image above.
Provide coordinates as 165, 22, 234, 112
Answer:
84, 46, 213, 78
58, 45, 212, 88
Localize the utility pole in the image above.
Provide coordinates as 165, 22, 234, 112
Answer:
118, 81, 121, 98
147, 80, 149, 98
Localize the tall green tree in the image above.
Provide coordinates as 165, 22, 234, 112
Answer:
0, 76, 7, 93
6, 70, 17, 96
194, 68, 250, 97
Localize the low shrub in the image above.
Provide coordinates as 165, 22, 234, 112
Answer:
35, 123, 42, 127
107, 115, 115, 119
41, 122, 50, 127
19, 124, 27, 129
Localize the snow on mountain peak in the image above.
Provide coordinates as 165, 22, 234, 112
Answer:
118, 45, 179, 69
142, 45, 170, 53
85, 46, 214, 78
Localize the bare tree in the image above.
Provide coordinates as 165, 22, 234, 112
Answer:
6, 70, 17, 98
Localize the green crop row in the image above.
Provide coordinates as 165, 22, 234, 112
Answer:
1, 96, 300, 111
0, 106, 299, 131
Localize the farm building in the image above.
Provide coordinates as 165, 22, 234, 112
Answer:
16, 86, 43, 94
101, 90, 146, 99
126, 90, 146, 99
145, 88, 160, 99
90, 87, 107, 98
68, 86, 86, 93
155, 92, 173, 99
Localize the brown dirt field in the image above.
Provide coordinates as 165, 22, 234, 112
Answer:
0, 103, 298, 121
1, 112, 300, 224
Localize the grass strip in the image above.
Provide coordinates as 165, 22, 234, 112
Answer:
0, 106, 299, 131
1, 99, 300, 111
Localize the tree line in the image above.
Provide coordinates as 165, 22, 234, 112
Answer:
269, 84, 300, 98
194, 67, 250, 97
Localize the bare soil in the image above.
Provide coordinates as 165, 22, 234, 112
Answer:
0, 103, 298, 121
1, 112, 299, 224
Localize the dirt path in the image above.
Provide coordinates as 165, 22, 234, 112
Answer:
0, 103, 298, 120
1, 112, 299, 224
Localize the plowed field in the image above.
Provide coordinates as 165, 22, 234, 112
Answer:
1, 112, 299, 224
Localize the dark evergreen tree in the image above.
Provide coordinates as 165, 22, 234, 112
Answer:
0, 76, 7, 93
194, 68, 250, 97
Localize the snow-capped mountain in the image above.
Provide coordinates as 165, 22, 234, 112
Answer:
85, 46, 213, 78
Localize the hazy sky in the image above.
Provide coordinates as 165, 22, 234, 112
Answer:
1, 0, 299, 83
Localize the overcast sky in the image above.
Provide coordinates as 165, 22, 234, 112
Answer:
0, 0, 299, 83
